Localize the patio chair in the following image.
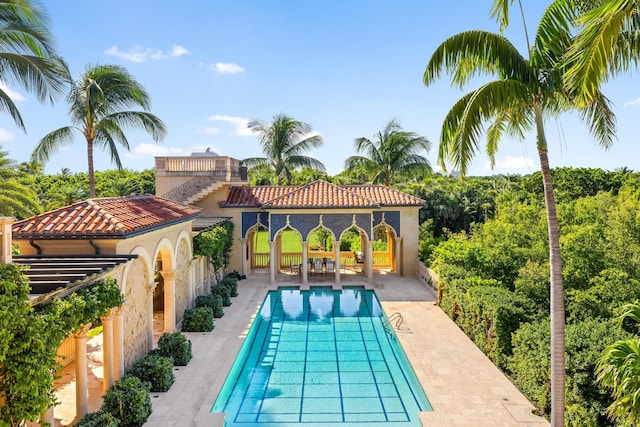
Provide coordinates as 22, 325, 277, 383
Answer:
326, 260, 335, 273
314, 258, 323, 274
290, 260, 300, 275
341, 259, 347, 273
355, 251, 365, 272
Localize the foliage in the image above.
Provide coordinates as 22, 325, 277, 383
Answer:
157, 331, 192, 366
181, 307, 214, 332
127, 353, 174, 392
510, 319, 630, 426
243, 113, 325, 185
0, 269, 123, 426
32, 64, 166, 197
597, 302, 640, 424
344, 118, 431, 186
0, 146, 43, 219
193, 221, 234, 276
195, 294, 224, 318
75, 411, 120, 427
417, 220, 445, 264
219, 276, 239, 297
101, 376, 152, 427
211, 285, 232, 307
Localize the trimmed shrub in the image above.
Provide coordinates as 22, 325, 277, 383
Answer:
211, 284, 231, 306
76, 411, 120, 427
157, 331, 193, 366
227, 270, 241, 280
128, 353, 174, 392
182, 307, 214, 332
220, 276, 238, 297
102, 376, 151, 427
196, 293, 224, 318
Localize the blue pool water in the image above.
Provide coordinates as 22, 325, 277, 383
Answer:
212, 287, 431, 426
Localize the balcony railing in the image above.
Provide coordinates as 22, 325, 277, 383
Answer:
155, 156, 247, 179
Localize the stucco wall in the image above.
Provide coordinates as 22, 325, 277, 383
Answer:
399, 206, 420, 276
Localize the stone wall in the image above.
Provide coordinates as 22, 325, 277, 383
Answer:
122, 258, 151, 370
174, 239, 190, 323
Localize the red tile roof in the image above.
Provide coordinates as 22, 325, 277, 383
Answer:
13, 195, 201, 238
221, 180, 425, 209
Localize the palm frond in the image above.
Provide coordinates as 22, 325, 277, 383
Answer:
31, 126, 78, 164
0, 84, 23, 130
424, 30, 530, 88
578, 89, 617, 149
565, 0, 637, 104
100, 111, 166, 142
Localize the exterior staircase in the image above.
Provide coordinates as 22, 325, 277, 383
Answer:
162, 176, 226, 204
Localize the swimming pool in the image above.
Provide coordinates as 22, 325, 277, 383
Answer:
212, 286, 432, 426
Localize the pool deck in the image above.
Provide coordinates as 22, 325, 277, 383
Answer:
144, 272, 549, 427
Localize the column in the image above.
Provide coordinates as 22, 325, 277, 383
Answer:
366, 240, 374, 283
113, 307, 125, 381
395, 237, 403, 276
269, 241, 276, 284
147, 281, 158, 351
241, 238, 248, 277
40, 406, 54, 427
161, 270, 176, 333
101, 313, 114, 391
75, 324, 91, 418
0, 217, 14, 264
334, 240, 341, 284
188, 259, 195, 308
301, 241, 309, 285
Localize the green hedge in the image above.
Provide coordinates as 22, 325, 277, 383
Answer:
157, 331, 192, 366
459, 286, 532, 368
127, 353, 174, 392
75, 411, 120, 427
219, 276, 238, 297
196, 294, 224, 318
101, 376, 151, 427
182, 307, 214, 332
211, 285, 231, 307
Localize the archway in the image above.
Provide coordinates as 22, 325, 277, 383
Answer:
372, 223, 398, 273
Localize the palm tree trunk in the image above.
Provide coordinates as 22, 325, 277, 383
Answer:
535, 103, 565, 427
87, 138, 95, 198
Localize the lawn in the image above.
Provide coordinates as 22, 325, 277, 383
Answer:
254, 230, 331, 252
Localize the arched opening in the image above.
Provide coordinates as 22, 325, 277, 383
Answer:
306, 225, 335, 274
248, 225, 269, 269
152, 257, 165, 343
276, 226, 302, 274
373, 223, 397, 273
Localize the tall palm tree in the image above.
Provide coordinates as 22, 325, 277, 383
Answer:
31, 64, 166, 197
0, 146, 41, 218
564, 0, 640, 105
423, 2, 616, 426
597, 302, 640, 423
0, 0, 69, 130
344, 119, 431, 186
243, 113, 325, 185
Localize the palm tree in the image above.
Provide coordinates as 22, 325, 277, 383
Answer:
0, 0, 69, 130
344, 119, 431, 186
597, 302, 640, 423
0, 146, 41, 218
423, 2, 616, 425
565, 0, 640, 104
31, 64, 166, 197
243, 113, 325, 185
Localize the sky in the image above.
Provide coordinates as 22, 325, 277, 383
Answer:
1, 1, 639, 177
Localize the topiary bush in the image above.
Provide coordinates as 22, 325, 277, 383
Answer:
157, 331, 192, 366
101, 376, 152, 427
75, 411, 120, 427
219, 276, 238, 297
211, 285, 231, 306
127, 353, 174, 392
196, 293, 224, 318
182, 307, 214, 332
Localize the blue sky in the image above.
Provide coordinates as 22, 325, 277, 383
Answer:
1, 1, 639, 177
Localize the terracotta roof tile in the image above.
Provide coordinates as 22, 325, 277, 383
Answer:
220, 180, 425, 209
13, 195, 201, 238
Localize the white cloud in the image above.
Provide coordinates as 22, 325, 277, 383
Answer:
211, 62, 245, 74
486, 156, 535, 170
0, 81, 26, 101
208, 115, 253, 136
126, 143, 183, 159
0, 128, 14, 142
105, 44, 189, 63
624, 97, 640, 107
197, 127, 220, 135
